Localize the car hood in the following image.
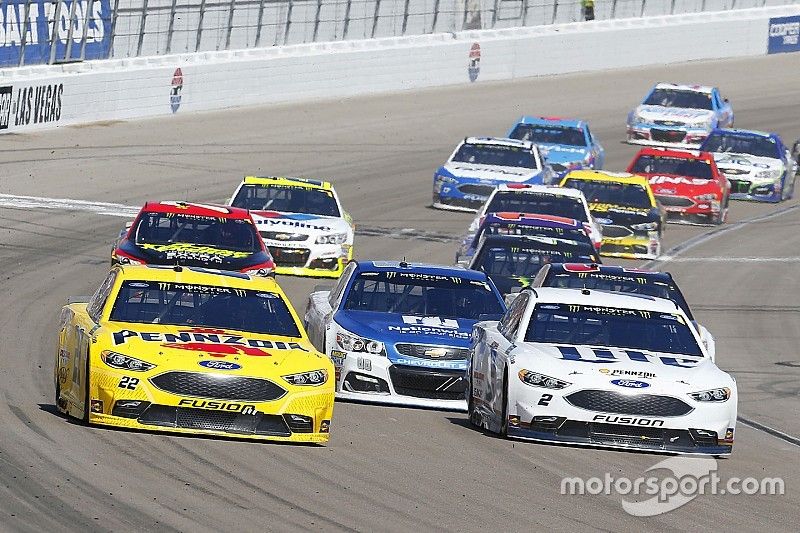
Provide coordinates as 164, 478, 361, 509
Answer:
645, 174, 721, 196
106, 325, 324, 371
538, 144, 590, 165
121, 240, 266, 269
335, 310, 475, 348
250, 211, 352, 239
440, 163, 541, 183
711, 153, 783, 178
636, 105, 714, 123
514, 343, 732, 391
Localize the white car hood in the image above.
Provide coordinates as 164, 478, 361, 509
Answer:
636, 105, 714, 123
515, 343, 731, 393
249, 210, 352, 241
444, 163, 540, 183
711, 153, 783, 177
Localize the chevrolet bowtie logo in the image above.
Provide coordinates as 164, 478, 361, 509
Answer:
275, 233, 291, 240
424, 348, 448, 358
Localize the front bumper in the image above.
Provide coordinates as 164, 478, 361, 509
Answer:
266, 242, 352, 278
727, 178, 782, 203
627, 124, 709, 148
656, 195, 723, 224
332, 350, 468, 411
599, 233, 660, 260
87, 365, 335, 443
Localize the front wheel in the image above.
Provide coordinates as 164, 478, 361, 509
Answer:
82, 355, 91, 424
499, 371, 509, 437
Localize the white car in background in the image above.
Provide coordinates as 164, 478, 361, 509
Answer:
228, 176, 355, 277
468, 287, 737, 456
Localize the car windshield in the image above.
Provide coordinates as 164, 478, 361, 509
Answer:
509, 124, 587, 147
478, 221, 591, 247
134, 213, 260, 253
109, 280, 301, 336
643, 88, 713, 110
543, 270, 693, 319
525, 303, 703, 356
485, 192, 588, 222
562, 179, 652, 209
701, 133, 780, 159
630, 155, 714, 179
476, 242, 597, 278
231, 184, 340, 217
451, 143, 539, 169
343, 271, 504, 320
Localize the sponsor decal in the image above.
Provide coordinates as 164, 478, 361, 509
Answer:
199, 360, 241, 370
356, 356, 372, 372
768, 15, 800, 54
388, 325, 470, 339
170, 68, 183, 113
592, 414, 664, 427
113, 327, 308, 355
329, 349, 346, 366
0, 86, 11, 129
139, 242, 251, 260
178, 399, 257, 414
468, 42, 480, 82
600, 368, 656, 379
401, 316, 459, 329
649, 175, 712, 186
611, 378, 650, 389
7, 83, 64, 127
557, 346, 700, 368
395, 358, 465, 369
90, 399, 104, 413
259, 218, 331, 231
590, 203, 651, 215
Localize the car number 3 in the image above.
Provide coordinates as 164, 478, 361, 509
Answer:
118, 377, 140, 390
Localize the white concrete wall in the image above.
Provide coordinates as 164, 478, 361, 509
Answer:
0, 5, 796, 133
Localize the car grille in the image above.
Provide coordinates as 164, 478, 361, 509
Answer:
718, 167, 748, 176
457, 184, 495, 197
394, 344, 469, 361
389, 365, 466, 400
588, 422, 665, 447
565, 389, 693, 417
727, 179, 752, 194
654, 120, 685, 127
149, 372, 286, 402
269, 247, 310, 267
650, 129, 687, 143
656, 195, 694, 207
260, 231, 309, 242
137, 405, 292, 436
600, 224, 633, 238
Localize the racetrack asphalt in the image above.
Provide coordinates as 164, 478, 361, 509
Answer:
0, 52, 798, 531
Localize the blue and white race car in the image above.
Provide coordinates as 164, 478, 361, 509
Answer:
507, 116, 605, 177
432, 137, 554, 212
627, 83, 734, 147
303, 261, 506, 410
700, 129, 797, 202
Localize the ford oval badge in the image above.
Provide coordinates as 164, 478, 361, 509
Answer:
611, 379, 650, 389
199, 360, 241, 371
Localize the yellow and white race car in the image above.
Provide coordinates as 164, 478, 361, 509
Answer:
55, 265, 334, 443
228, 176, 355, 277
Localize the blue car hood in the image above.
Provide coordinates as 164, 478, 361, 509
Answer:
539, 144, 590, 165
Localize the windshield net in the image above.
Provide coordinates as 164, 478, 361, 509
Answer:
486, 192, 587, 221
343, 271, 503, 320
134, 213, 260, 253
109, 280, 301, 336
543, 271, 692, 319
509, 124, 587, 147
232, 184, 340, 217
702, 133, 780, 159
643, 89, 713, 110
451, 143, 539, 169
563, 179, 651, 209
630, 155, 714, 179
525, 303, 702, 356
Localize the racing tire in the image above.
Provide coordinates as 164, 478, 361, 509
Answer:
499, 370, 509, 437
81, 353, 91, 425
467, 369, 478, 428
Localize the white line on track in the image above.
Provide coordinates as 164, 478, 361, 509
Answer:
0, 193, 139, 218
660, 256, 800, 263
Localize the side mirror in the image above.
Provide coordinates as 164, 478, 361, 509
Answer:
124, 221, 133, 229
504, 290, 521, 307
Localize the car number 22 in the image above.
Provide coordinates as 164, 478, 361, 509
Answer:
118, 377, 140, 390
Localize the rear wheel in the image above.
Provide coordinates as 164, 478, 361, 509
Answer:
82, 354, 91, 424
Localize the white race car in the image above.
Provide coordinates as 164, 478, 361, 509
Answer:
468, 287, 737, 455
460, 184, 603, 252
228, 176, 355, 277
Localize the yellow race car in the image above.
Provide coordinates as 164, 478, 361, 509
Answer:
560, 170, 666, 259
228, 176, 355, 278
55, 265, 334, 443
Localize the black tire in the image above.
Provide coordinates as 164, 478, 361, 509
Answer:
82, 353, 91, 424
499, 370, 509, 437
467, 363, 478, 427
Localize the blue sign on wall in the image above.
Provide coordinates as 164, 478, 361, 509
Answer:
768, 15, 800, 54
0, 0, 112, 67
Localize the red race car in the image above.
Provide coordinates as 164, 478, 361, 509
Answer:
112, 201, 275, 275
627, 147, 729, 225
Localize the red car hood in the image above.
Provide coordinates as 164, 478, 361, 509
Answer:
643, 174, 721, 196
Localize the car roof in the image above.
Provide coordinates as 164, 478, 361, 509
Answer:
242, 176, 333, 190
653, 82, 715, 94
462, 136, 535, 149
141, 201, 251, 219
354, 260, 490, 281
546, 263, 672, 280
634, 147, 713, 161
564, 169, 648, 186
482, 212, 582, 229
529, 286, 681, 313
706, 128, 775, 140
495, 184, 585, 198
114, 264, 285, 291
514, 116, 585, 128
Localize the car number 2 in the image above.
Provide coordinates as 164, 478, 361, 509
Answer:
118, 377, 140, 390
538, 393, 553, 406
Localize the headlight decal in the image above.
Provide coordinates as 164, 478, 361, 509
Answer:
101, 350, 156, 372
518, 369, 570, 389
335, 330, 386, 355
689, 387, 730, 402
282, 370, 328, 386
